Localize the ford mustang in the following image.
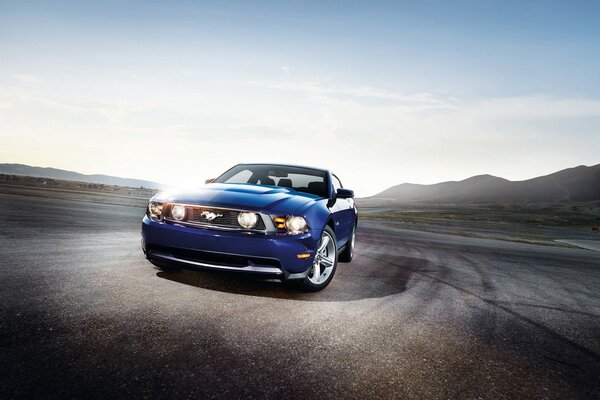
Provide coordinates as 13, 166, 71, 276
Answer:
141, 163, 357, 291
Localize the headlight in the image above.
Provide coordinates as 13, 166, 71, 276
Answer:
238, 212, 258, 229
285, 216, 307, 234
148, 201, 163, 219
171, 204, 186, 221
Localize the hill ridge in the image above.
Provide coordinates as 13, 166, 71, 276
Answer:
371, 164, 600, 204
0, 163, 162, 189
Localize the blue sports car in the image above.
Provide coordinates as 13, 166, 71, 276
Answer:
141, 163, 357, 291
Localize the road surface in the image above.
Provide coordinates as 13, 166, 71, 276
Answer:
1, 192, 599, 399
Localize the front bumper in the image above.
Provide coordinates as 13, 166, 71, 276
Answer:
141, 215, 318, 280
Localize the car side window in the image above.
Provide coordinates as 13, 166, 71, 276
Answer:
332, 174, 342, 192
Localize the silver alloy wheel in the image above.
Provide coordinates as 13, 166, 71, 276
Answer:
350, 227, 356, 257
308, 230, 336, 285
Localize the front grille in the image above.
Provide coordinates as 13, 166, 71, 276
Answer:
164, 204, 266, 230
148, 245, 281, 269
171, 247, 280, 268
189, 207, 239, 226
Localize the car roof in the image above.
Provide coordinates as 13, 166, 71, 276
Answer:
237, 162, 330, 173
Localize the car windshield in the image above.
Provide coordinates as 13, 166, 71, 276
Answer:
214, 164, 329, 197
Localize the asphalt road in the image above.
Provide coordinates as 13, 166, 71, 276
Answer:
1, 192, 600, 399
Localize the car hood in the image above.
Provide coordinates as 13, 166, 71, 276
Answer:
152, 183, 321, 214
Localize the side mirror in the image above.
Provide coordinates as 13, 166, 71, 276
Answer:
205, 178, 215, 184
336, 188, 354, 199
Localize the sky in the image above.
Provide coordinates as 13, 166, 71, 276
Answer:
1, 0, 600, 196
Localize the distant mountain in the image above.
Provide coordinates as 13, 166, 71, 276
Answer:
369, 164, 600, 204
0, 163, 163, 189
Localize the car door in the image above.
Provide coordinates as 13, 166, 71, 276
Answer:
331, 173, 354, 247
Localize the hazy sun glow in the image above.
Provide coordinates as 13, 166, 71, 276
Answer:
1, 1, 599, 196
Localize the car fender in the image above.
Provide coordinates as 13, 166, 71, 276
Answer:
296, 199, 337, 243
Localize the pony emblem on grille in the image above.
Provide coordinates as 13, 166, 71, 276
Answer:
200, 211, 223, 221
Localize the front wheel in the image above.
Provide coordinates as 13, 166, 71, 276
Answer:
299, 226, 338, 292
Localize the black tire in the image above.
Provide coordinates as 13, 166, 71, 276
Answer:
338, 221, 356, 263
299, 226, 338, 292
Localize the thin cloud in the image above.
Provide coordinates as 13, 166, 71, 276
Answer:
1, 89, 147, 124
249, 80, 455, 105
2, 80, 599, 196
13, 74, 45, 85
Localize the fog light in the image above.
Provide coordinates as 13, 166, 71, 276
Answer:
238, 212, 258, 229
148, 201, 163, 219
171, 204, 186, 221
273, 216, 286, 229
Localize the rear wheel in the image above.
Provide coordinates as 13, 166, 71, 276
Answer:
338, 222, 356, 263
299, 226, 338, 292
